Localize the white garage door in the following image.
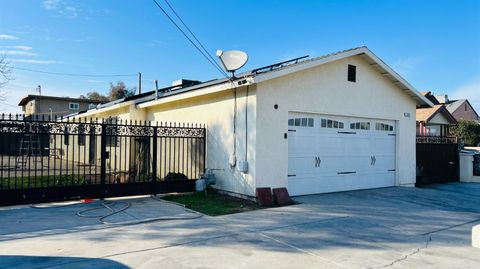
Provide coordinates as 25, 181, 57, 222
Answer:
287, 113, 396, 196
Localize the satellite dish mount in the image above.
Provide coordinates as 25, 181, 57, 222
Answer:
216, 50, 248, 78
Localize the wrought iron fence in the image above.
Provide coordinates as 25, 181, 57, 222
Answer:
0, 114, 206, 205
474, 155, 480, 176
416, 135, 459, 186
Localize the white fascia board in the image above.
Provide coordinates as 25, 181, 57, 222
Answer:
136, 77, 254, 109
253, 47, 433, 108
362, 48, 434, 108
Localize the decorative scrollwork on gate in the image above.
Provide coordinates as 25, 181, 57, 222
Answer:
157, 127, 205, 138
0, 121, 26, 133
0, 115, 205, 138
107, 125, 154, 136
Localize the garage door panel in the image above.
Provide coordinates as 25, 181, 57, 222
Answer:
288, 175, 349, 196
316, 136, 344, 154
288, 113, 396, 196
344, 137, 370, 153
288, 174, 394, 196
288, 156, 313, 175
373, 137, 395, 154
288, 134, 316, 154
372, 155, 395, 171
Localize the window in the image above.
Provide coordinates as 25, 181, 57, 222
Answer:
376, 123, 394, 131
348, 64, 356, 82
288, 117, 314, 127
320, 119, 344, 129
69, 103, 80, 110
350, 121, 370, 130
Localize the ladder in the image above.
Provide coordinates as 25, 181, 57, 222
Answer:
16, 134, 43, 168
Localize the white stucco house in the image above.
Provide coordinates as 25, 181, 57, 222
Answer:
70, 46, 433, 198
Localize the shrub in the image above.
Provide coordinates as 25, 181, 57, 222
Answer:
450, 120, 480, 146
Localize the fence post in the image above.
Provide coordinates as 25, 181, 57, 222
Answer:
202, 125, 206, 175
100, 122, 107, 188
152, 126, 158, 182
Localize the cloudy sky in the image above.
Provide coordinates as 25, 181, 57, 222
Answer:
0, 0, 479, 113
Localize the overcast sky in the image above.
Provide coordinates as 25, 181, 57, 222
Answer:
0, 0, 479, 113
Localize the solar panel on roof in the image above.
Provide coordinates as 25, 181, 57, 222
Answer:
250, 55, 309, 75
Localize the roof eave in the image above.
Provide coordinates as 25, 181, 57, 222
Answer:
253, 47, 434, 108
73, 100, 133, 118
360, 48, 433, 108
137, 77, 254, 109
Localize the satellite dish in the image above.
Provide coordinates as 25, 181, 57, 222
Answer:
216, 50, 248, 76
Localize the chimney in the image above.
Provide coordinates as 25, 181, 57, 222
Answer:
435, 94, 449, 104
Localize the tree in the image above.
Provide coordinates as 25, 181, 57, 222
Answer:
450, 120, 480, 146
108, 81, 136, 101
84, 91, 109, 102
80, 81, 136, 103
0, 54, 12, 101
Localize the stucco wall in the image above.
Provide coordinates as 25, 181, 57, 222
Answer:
255, 55, 418, 189
64, 106, 132, 169
145, 86, 257, 196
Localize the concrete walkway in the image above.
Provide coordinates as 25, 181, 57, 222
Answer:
0, 183, 479, 269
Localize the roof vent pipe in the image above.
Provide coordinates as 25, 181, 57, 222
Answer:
154, 80, 159, 100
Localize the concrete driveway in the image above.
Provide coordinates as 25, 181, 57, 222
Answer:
0, 183, 479, 269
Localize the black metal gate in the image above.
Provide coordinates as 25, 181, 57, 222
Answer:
416, 136, 459, 186
0, 114, 206, 206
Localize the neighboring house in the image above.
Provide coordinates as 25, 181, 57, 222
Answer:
18, 95, 104, 117
416, 91, 457, 136
436, 95, 480, 122
416, 105, 457, 136
67, 47, 433, 198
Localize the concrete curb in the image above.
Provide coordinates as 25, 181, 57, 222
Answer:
473, 224, 480, 248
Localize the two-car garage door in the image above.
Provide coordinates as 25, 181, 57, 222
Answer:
287, 113, 396, 196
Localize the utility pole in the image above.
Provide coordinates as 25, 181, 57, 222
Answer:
138, 72, 142, 94
36, 85, 41, 115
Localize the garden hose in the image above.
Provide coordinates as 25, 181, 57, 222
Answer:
31, 195, 203, 226
76, 201, 131, 219
96, 196, 203, 225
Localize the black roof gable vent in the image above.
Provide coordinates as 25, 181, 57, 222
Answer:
348, 64, 356, 82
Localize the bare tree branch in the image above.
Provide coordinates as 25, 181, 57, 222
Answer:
0, 54, 12, 86
0, 54, 13, 101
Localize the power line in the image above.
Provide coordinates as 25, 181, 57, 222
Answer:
12, 67, 137, 78
151, 0, 229, 78
0, 101, 18, 108
162, 0, 226, 77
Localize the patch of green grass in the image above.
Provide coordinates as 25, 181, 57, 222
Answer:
1, 175, 90, 189
162, 189, 260, 216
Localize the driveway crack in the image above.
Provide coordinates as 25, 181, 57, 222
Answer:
364, 235, 432, 269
